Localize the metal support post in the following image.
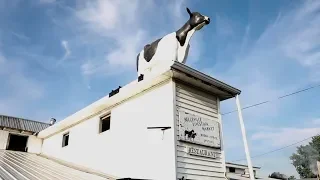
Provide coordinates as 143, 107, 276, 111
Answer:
235, 94, 255, 180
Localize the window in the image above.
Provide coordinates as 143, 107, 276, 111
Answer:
62, 132, 69, 147
99, 114, 111, 133
229, 167, 235, 173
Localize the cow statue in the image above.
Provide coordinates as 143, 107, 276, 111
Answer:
136, 7, 210, 79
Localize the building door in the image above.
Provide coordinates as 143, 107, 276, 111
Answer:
6, 134, 28, 152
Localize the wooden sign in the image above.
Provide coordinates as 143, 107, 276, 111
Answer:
178, 111, 221, 148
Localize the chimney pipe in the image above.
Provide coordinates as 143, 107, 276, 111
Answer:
50, 118, 56, 125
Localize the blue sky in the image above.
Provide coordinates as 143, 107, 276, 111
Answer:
1, 0, 320, 177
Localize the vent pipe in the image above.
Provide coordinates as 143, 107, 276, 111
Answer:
50, 118, 56, 126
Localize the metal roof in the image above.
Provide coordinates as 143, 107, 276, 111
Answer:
226, 162, 261, 169
0, 115, 50, 133
0, 150, 114, 180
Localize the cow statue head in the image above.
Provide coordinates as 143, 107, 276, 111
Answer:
176, 7, 210, 47
186, 7, 210, 31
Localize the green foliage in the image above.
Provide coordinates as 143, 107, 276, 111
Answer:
290, 135, 320, 178
288, 175, 296, 180
269, 172, 288, 180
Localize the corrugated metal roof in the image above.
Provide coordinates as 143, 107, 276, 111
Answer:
0, 115, 50, 133
0, 150, 114, 180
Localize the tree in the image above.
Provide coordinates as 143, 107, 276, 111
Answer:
269, 172, 288, 180
288, 175, 296, 180
290, 135, 320, 178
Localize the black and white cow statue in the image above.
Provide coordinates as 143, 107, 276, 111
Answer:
136, 7, 210, 78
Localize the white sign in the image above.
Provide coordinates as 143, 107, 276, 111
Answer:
178, 111, 221, 148
188, 146, 218, 159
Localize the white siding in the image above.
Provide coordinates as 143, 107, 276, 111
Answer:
0, 130, 9, 149
41, 80, 177, 180
175, 83, 226, 180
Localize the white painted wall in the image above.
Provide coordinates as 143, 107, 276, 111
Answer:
41, 80, 177, 180
27, 135, 43, 154
175, 82, 226, 180
0, 130, 9, 149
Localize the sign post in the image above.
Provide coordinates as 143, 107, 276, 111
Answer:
235, 94, 255, 180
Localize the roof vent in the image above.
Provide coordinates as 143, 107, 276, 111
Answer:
50, 118, 56, 125
109, 86, 122, 97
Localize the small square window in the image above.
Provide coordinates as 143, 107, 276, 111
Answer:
99, 114, 111, 133
62, 132, 69, 147
229, 167, 235, 173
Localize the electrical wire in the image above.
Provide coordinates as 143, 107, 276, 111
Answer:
231, 133, 319, 163
222, 83, 320, 116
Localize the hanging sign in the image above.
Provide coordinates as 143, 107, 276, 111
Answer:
178, 111, 221, 148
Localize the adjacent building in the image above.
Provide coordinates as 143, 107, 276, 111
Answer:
226, 162, 261, 180
0, 114, 50, 153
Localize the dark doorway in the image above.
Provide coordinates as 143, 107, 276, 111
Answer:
6, 134, 28, 152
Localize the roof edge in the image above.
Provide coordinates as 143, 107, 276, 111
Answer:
38, 63, 241, 138
38, 71, 172, 138
171, 62, 241, 96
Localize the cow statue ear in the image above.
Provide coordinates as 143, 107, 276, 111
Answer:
186, 7, 192, 17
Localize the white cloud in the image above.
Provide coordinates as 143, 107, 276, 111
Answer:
55, 40, 71, 66
106, 30, 146, 67
0, 51, 6, 64
212, 1, 320, 176
81, 61, 96, 76
253, 155, 300, 178
213, 0, 320, 119
251, 127, 319, 147
73, 0, 152, 77
0, 49, 45, 117
70, 0, 204, 78
266, 1, 320, 81
10, 31, 30, 41
312, 118, 320, 125
61, 40, 71, 59
39, 0, 56, 4
216, 15, 234, 37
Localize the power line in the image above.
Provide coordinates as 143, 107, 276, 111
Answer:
231, 133, 319, 163
222, 83, 320, 116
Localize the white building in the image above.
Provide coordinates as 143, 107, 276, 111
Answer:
0, 62, 259, 180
